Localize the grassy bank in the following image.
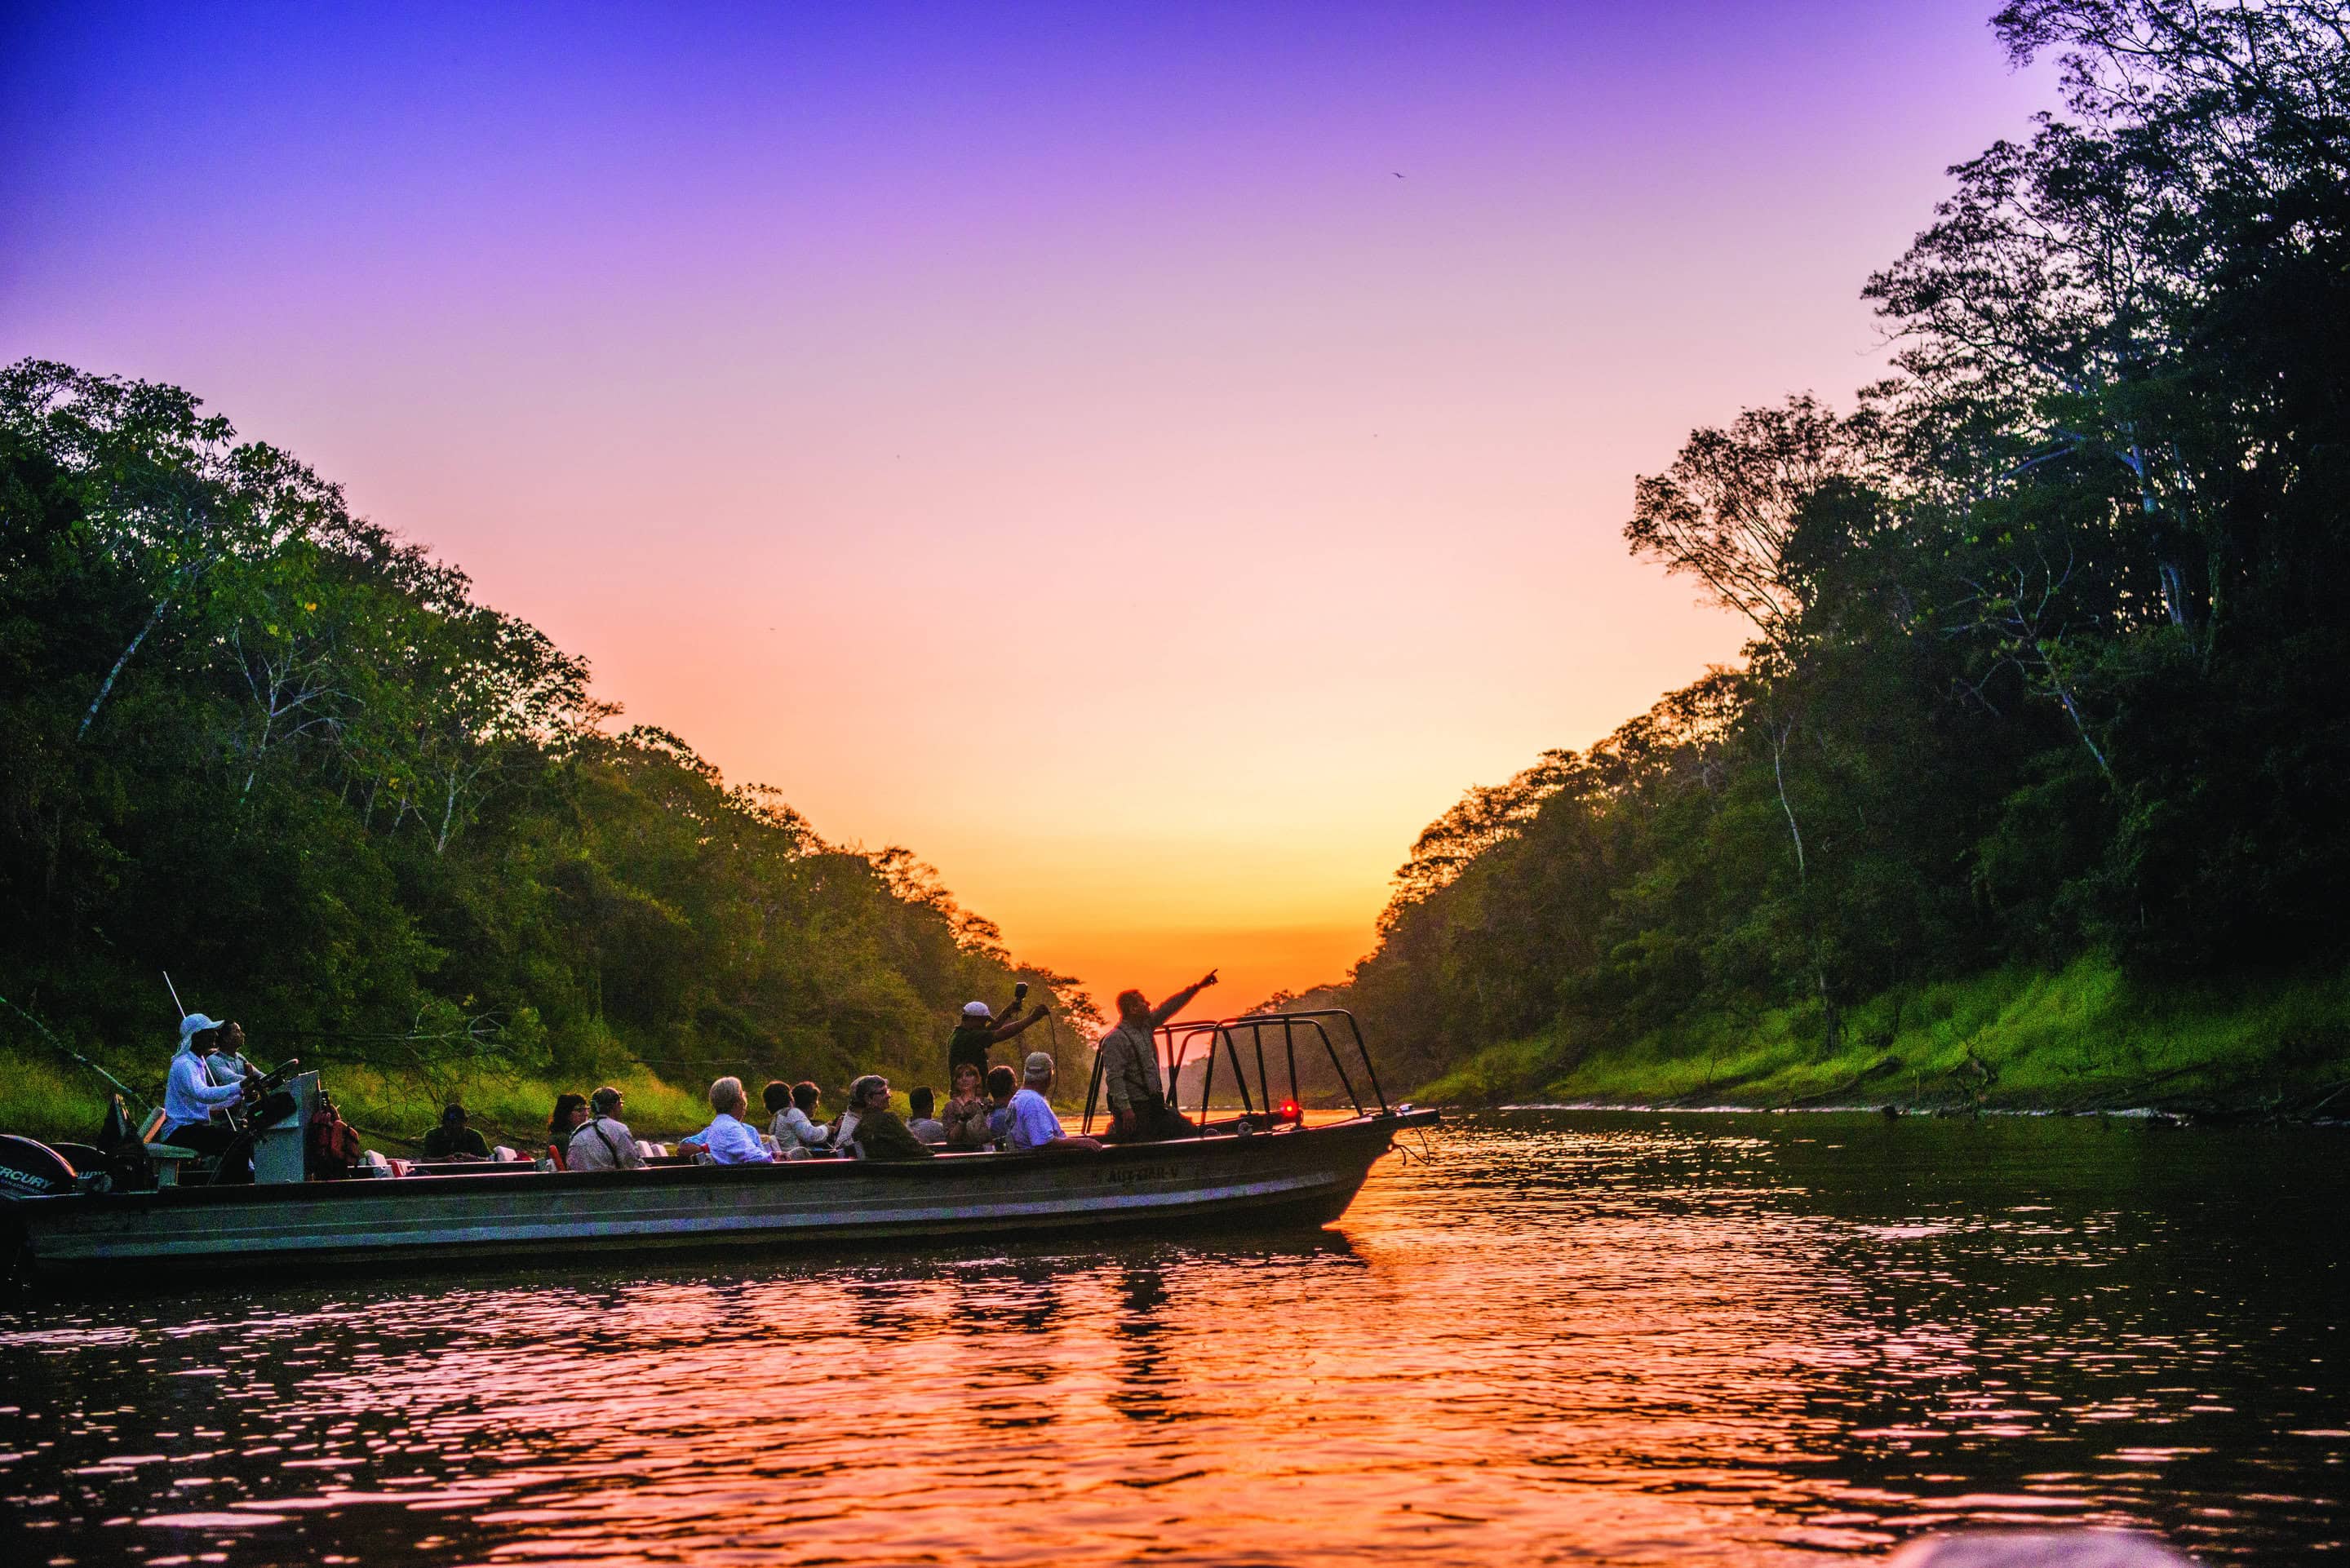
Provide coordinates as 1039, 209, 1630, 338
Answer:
1417, 956, 2350, 1116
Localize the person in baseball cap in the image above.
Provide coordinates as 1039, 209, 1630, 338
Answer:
946, 986, 1050, 1083
1004, 1050, 1102, 1154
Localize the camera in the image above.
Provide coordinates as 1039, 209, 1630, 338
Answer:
1013, 981, 1029, 1003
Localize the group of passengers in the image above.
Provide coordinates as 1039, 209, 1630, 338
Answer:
166, 969, 1230, 1175
523, 972, 1225, 1172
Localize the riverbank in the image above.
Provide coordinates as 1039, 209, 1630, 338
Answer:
1417, 956, 2350, 1118
0, 1051, 717, 1151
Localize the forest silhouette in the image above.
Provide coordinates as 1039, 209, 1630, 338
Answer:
0, 357, 1093, 1126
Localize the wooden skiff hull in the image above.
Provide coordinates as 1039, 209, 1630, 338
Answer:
4, 1110, 1434, 1282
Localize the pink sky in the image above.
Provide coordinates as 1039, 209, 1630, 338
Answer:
1, 2, 2054, 1012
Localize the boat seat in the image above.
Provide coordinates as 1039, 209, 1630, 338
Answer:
139, 1108, 170, 1144
146, 1144, 202, 1188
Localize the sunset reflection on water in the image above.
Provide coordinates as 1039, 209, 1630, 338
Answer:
1, 1112, 2341, 1564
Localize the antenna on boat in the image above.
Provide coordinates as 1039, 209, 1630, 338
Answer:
163, 970, 186, 1020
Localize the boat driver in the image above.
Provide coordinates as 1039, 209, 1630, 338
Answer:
161, 1013, 258, 1178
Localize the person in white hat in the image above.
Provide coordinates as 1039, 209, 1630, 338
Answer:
945, 986, 1050, 1083
160, 1014, 256, 1177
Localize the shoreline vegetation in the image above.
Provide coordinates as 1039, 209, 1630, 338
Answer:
1271, 6, 2350, 1119
1414, 956, 2350, 1121
0, 357, 1102, 1149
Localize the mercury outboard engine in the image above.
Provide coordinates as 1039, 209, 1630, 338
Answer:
0, 1135, 80, 1198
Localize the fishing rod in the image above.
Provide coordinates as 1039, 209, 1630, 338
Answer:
0, 991, 155, 1118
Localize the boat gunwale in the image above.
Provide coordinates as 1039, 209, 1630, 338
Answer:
7, 1108, 1436, 1215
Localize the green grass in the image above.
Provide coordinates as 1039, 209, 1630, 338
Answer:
0, 1051, 716, 1152
319, 1064, 717, 1152
0, 1048, 118, 1144
1417, 955, 2350, 1114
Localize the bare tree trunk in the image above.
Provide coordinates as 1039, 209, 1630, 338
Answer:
78, 596, 172, 740
1768, 715, 1841, 1056
2046, 671, 2116, 782
1768, 719, 1807, 879
2126, 438, 2192, 629
242, 706, 273, 803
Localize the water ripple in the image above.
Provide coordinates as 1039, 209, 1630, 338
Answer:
1, 1111, 2342, 1564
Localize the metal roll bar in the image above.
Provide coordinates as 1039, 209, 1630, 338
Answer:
1080, 1009, 1390, 1137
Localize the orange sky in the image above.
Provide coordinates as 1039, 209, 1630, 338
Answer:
1, 3, 2056, 1016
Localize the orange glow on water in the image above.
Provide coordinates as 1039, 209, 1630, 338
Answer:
1, 1114, 2332, 1562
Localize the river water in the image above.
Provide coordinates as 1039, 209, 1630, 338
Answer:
1, 1110, 2342, 1565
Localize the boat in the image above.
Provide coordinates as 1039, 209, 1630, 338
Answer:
0, 1010, 1434, 1285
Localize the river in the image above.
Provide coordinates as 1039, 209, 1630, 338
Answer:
1, 1110, 2341, 1564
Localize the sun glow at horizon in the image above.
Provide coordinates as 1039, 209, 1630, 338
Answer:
0, 2, 2056, 1011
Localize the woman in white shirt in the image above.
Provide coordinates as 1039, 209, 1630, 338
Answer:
763, 1079, 831, 1154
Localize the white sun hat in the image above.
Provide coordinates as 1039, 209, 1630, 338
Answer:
177, 1013, 226, 1043
962, 1001, 992, 1017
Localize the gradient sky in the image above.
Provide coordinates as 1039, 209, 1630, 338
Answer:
2, 2, 2052, 1014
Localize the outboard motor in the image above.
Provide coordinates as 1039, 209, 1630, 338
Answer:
0, 1135, 79, 1198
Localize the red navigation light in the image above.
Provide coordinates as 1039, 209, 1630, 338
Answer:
1278, 1099, 1301, 1122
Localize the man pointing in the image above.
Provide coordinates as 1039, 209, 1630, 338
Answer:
1097, 970, 1218, 1144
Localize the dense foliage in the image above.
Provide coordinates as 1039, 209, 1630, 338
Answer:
1311, 1, 2350, 1091
0, 361, 1092, 1110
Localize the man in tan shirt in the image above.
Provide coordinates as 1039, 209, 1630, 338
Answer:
1096, 969, 1218, 1143
567, 1085, 647, 1172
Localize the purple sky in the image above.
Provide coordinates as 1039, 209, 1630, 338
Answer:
2, 2, 2054, 1006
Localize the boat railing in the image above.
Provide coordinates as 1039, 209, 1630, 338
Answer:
1080, 1008, 1390, 1136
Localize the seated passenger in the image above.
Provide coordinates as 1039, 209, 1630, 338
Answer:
568, 1086, 647, 1172
687, 1076, 775, 1164
423, 1103, 491, 1160
829, 1090, 864, 1153
843, 1074, 934, 1162
547, 1092, 588, 1169
942, 1061, 993, 1149
765, 1079, 831, 1154
986, 1063, 1018, 1146
206, 1021, 259, 1089
1006, 1052, 1105, 1153
907, 1086, 947, 1145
